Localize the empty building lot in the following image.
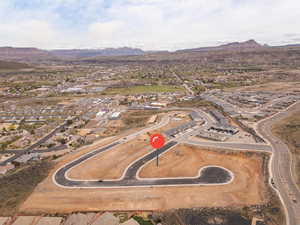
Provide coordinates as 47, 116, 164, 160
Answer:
67, 112, 192, 180
13, 109, 270, 215
67, 133, 152, 180
19, 143, 269, 214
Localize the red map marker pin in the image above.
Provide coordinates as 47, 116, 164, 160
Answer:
150, 134, 165, 149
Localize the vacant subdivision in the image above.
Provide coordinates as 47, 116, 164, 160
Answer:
67, 133, 152, 180
20, 141, 269, 214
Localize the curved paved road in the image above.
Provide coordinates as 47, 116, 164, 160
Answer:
49, 104, 300, 224
53, 107, 279, 189
54, 140, 233, 188
52, 109, 237, 188
257, 102, 300, 225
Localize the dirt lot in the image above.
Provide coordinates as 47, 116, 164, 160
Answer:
68, 133, 151, 180
139, 144, 261, 179
138, 145, 267, 207
20, 142, 268, 214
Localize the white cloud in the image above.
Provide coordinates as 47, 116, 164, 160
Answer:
0, 0, 300, 50
88, 21, 124, 39
0, 20, 58, 48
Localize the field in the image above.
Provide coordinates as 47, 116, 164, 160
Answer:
272, 109, 300, 189
102, 85, 185, 95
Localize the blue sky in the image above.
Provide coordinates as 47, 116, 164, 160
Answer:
0, 0, 300, 50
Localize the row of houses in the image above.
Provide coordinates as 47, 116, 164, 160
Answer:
208, 110, 239, 135
164, 121, 197, 138
196, 130, 228, 142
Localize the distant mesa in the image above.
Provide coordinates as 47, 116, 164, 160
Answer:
0, 47, 54, 62
0, 46, 145, 62
1, 39, 300, 63
50, 47, 145, 58
177, 39, 265, 52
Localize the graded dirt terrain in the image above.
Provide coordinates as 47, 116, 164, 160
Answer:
20, 142, 268, 214
68, 133, 151, 180
68, 112, 190, 180
138, 145, 266, 206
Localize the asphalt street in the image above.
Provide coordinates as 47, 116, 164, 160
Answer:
52, 107, 276, 190
54, 140, 233, 188
2, 97, 299, 224
257, 102, 300, 225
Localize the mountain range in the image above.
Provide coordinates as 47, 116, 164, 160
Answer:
177, 39, 266, 52
51, 47, 145, 58
0, 40, 299, 63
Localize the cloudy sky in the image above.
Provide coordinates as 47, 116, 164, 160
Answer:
0, 0, 300, 50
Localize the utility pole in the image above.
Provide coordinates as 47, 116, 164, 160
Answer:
150, 134, 165, 168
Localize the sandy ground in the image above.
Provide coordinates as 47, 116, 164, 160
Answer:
0, 123, 17, 130
139, 145, 265, 205
106, 119, 124, 129
20, 141, 268, 214
78, 129, 92, 136
68, 133, 151, 180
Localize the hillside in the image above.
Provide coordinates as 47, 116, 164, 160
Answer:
1, 41, 300, 64
0, 47, 54, 63
51, 47, 145, 58
177, 39, 265, 52
0, 60, 31, 70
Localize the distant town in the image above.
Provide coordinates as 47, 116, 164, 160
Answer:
0, 40, 300, 225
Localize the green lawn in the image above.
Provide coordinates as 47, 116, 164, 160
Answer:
102, 85, 185, 95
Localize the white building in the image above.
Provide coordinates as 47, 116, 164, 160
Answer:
109, 112, 121, 120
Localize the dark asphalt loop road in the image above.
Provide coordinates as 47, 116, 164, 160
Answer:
54, 141, 232, 188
